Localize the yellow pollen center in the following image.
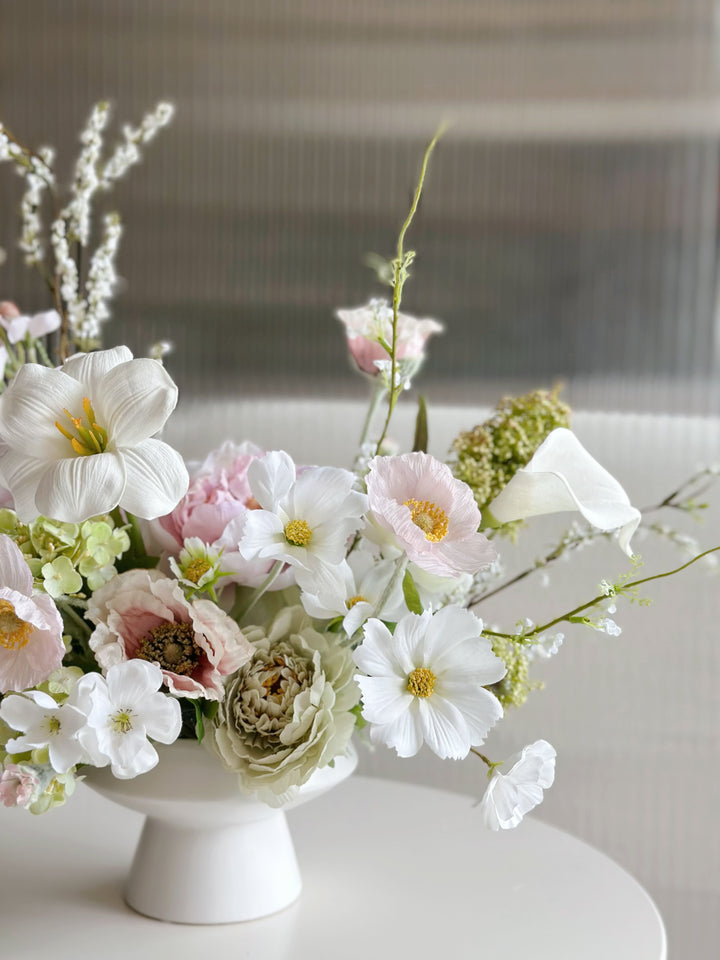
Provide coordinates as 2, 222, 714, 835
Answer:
0, 599, 33, 650
346, 595, 368, 609
403, 499, 449, 542
46, 715, 61, 735
55, 397, 108, 457
285, 519, 312, 547
407, 667, 436, 698
110, 710, 134, 735
185, 558, 211, 584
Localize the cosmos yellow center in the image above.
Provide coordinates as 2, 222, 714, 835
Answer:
403, 499, 449, 542
185, 559, 211, 584
285, 519, 312, 547
0, 599, 33, 650
55, 397, 108, 456
346, 595, 368, 609
407, 667, 436, 698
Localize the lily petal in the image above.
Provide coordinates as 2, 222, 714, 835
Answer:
119, 438, 189, 519
35, 452, 126, 522
61, 346, 133, 394
98, 358, 178, 446
0, 364, 83, 459
489, 428, 640, 556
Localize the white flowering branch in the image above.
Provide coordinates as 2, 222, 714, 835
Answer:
99, 102, 174, 189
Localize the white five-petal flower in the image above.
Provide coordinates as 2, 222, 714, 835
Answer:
0, 346, 189, 522
489, 428, 640, 557
70, 659, 182, 779
479, 739, 557, 830
0, 690, 88, 774
353, 606, 506, 760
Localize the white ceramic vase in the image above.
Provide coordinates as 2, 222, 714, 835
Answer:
84, 739, 357, 924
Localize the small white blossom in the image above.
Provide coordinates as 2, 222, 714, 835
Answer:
527, 632, 564, 661
19, 147, 55, 265
480, 740, 556, 830
64, 102, 109, 246
595, 617, 622, 636
0, 690, 88, 774
99, 102, 175, 188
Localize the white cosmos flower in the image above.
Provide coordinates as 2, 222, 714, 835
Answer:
69, 659, 182, 779
239, 450, 367, 572
0, 346, 189, 523
353, 606, 506, 760
0, 690, 88, 774
297, 551, 406, 637
489, 428, 640, 557
480, 739, 557, 830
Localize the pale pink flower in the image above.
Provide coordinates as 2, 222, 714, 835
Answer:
0, 763, 42, 808
86, 568, 253, 700
0, 302, 21, 321
1, 309, 60, 344
366, 452, 497, 577
0, 534, 64, 694
336, 300, 443, 376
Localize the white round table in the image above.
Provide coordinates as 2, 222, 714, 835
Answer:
1, 775, 665, 959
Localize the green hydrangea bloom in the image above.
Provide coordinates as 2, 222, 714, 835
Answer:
451, 388, 570, 529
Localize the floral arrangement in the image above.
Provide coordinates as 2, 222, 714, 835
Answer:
0, 107, 717, 829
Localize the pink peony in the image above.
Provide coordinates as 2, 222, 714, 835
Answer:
336, 300, 443, 376
0, 535, 65, 694
366, 452, 497, 577
0, 763, 41, 808
86, 568, 253, 700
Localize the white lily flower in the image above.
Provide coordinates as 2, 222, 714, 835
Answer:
0, 346, 189, 522
480, 739, 557, 830
69, 659, 182, 779
239, 450, 367, 573
0, 689, 88, 774
488, 428, 640, 556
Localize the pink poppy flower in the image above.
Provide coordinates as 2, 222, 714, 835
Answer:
0, 535, 64, 694
366, 452, 497, 577
86, 568, 253, 700
336, 300, 443, 377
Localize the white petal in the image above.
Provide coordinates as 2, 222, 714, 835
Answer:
489, 429, 640, 556
0, 450, 48, 519
111, 735, 158, 779
27, 310, 61, 339
107, 659, 163, 706
61, 346, 133, 393
369, 703, 424, 758
119, 439, 189, 519
417, 696, 471, 759
0, 693, 48, 731
436, 681, 503, 744
98, 358, 178, 446
239, 509, 285, 559
35, 452, 126, 522
0, 364, 83, 458
356, 675, 411, 725
248, 451, 296, 511
141, 693, 182, 744
0, 535, 33, 595
354, 618, 414, 677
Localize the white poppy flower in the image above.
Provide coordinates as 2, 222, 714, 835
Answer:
480, 739, 557, 830
488, 428, 640, 556
69, 659, 182, 779
239, 451, 367, 572
353, 606, 506, 760
0, 346, 189, 523
0, 690, 88, 774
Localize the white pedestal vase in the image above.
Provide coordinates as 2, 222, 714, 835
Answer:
84, 739, 357, 924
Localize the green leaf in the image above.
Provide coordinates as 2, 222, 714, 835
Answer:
412, 394, 428, 453
402, 569, 423, 615
350, 702, 367, 731
193, 700, 205, 743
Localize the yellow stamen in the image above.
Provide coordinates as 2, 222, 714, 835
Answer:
110, 710, 134, 734
185, 558, 211, 584
407, 667, 436, 698
46, 716, 61, 735
285, 519, 312, 547
347, 595, 368, 609
403, 498, 449, 542
55, 397, 108, 457
0, 598, 33, 650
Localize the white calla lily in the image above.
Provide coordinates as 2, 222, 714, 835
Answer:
488, 428, 640, 556
0, 346, 189, 522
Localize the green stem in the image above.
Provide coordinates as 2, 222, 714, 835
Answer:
358, 378, 387, 449
374, 127, 444, 455
483, 545, 720, 641
231, 560, 284, 623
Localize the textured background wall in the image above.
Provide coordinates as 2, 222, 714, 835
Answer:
1, 0, 719, 411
